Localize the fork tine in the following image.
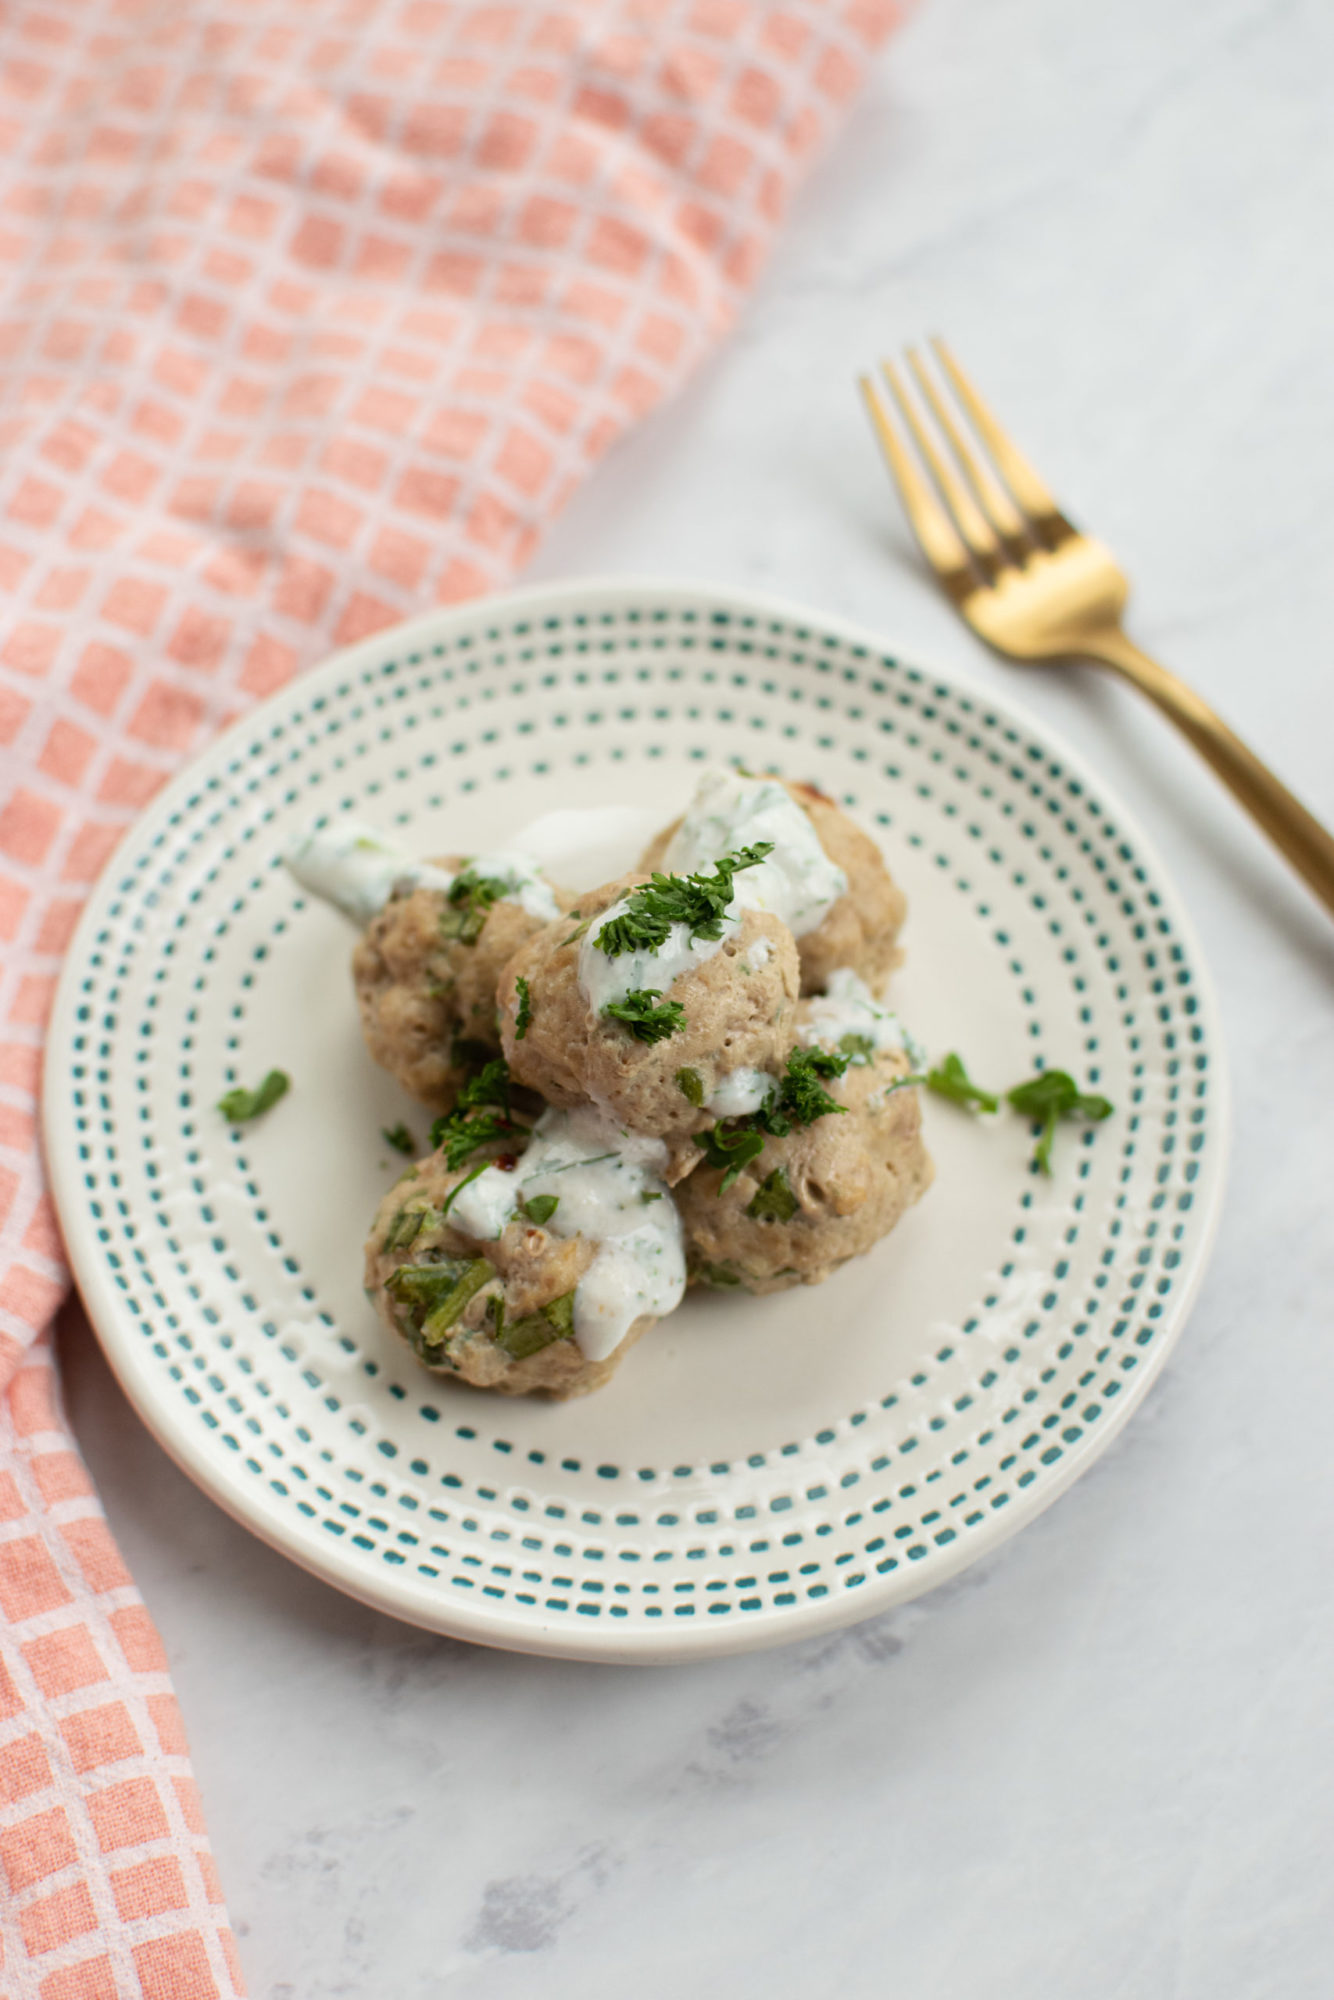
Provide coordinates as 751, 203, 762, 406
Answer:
906, 346, 1032, 560
858, 373, 974, 602
878, 358, 1005, 579
930, 337, 1076, 544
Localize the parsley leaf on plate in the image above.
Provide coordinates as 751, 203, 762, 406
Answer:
923, 1052, 999, 1114
218, 1070, 289, 1122
1007, 1069, 1113, 1174
907, 1048, 1113, 1174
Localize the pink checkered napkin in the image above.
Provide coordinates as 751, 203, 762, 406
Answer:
0, 1, 905, 1990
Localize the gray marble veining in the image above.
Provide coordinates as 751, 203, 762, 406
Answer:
62, 0, 1334, 1992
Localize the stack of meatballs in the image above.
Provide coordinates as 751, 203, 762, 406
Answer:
347, 772, 934, 1399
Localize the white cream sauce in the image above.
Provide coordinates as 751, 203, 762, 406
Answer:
284, 821, 454, 926
798, 968, 919, 1066
443, 1106, 685, 1362
462, 849, 561, 923
284, 819, 559, 927
662, 766, 847, 939
578, 908, 738, 1014
706, 1066, 776, 1118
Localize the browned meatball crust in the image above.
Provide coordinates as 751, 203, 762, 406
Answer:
497, 875, 800, 1178
676, 1042, 933, 1294
640, 779, 906, 996
352, 856, 570, 1112
365, 1151, 649, 1398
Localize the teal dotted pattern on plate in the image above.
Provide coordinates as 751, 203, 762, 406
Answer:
48, 585, 1225, 1661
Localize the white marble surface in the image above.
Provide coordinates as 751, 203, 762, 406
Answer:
61, 0, 1334, 1992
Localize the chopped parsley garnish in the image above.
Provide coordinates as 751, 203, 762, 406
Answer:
694, 1259, 745, 1289
910, 1047, 1114, 1174
604, 989, 687, 1043
217, 1069, 289, 1122
439, 1162, 488, 1218
429, 1056, 521, 1169
489, 1288, 576, 1360
543, 1290, 576, 1337
420, 1260, 493, 1346
676, 1067, 704, 1106
382, 1123, 415, 1156
517, 1192, 559, 1227
1007, 1069, 1113, 1174
386, 1256, 494, 1350
695, 1048, 848, 1194
381, 1204, 430, 1253
440, 867, 514, 945
593, 843, 774, 959
514, 976, 532, 1040
839, 1032, 877, 1064
759, 1046, 848, 1134
881, 1070, 925, 1098
923, 1052, 999, 1114
386, 1261, 463, 1307
640, 1191, 663, 1205
696, 1123, 766, 1193
746, 1167, 798, 1223
430, 1110, 515, 1171
560, 914, 590, 946
456, 1057, 510, 1113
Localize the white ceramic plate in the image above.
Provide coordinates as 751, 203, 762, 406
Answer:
44, 579, 1228, 1663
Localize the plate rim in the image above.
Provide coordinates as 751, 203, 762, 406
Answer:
44, 573, 1232, 1663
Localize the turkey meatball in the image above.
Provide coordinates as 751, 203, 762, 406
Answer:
352, 854, 570, 1112
365, 1105, 685, 1397
640, 767, 906, 995
677, 991, 932, 1293
498, 873, 800, 1178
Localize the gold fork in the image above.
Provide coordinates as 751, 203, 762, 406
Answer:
860, 339, 1334, 918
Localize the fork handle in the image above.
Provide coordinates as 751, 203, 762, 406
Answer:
1081, 629, 1334, 918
